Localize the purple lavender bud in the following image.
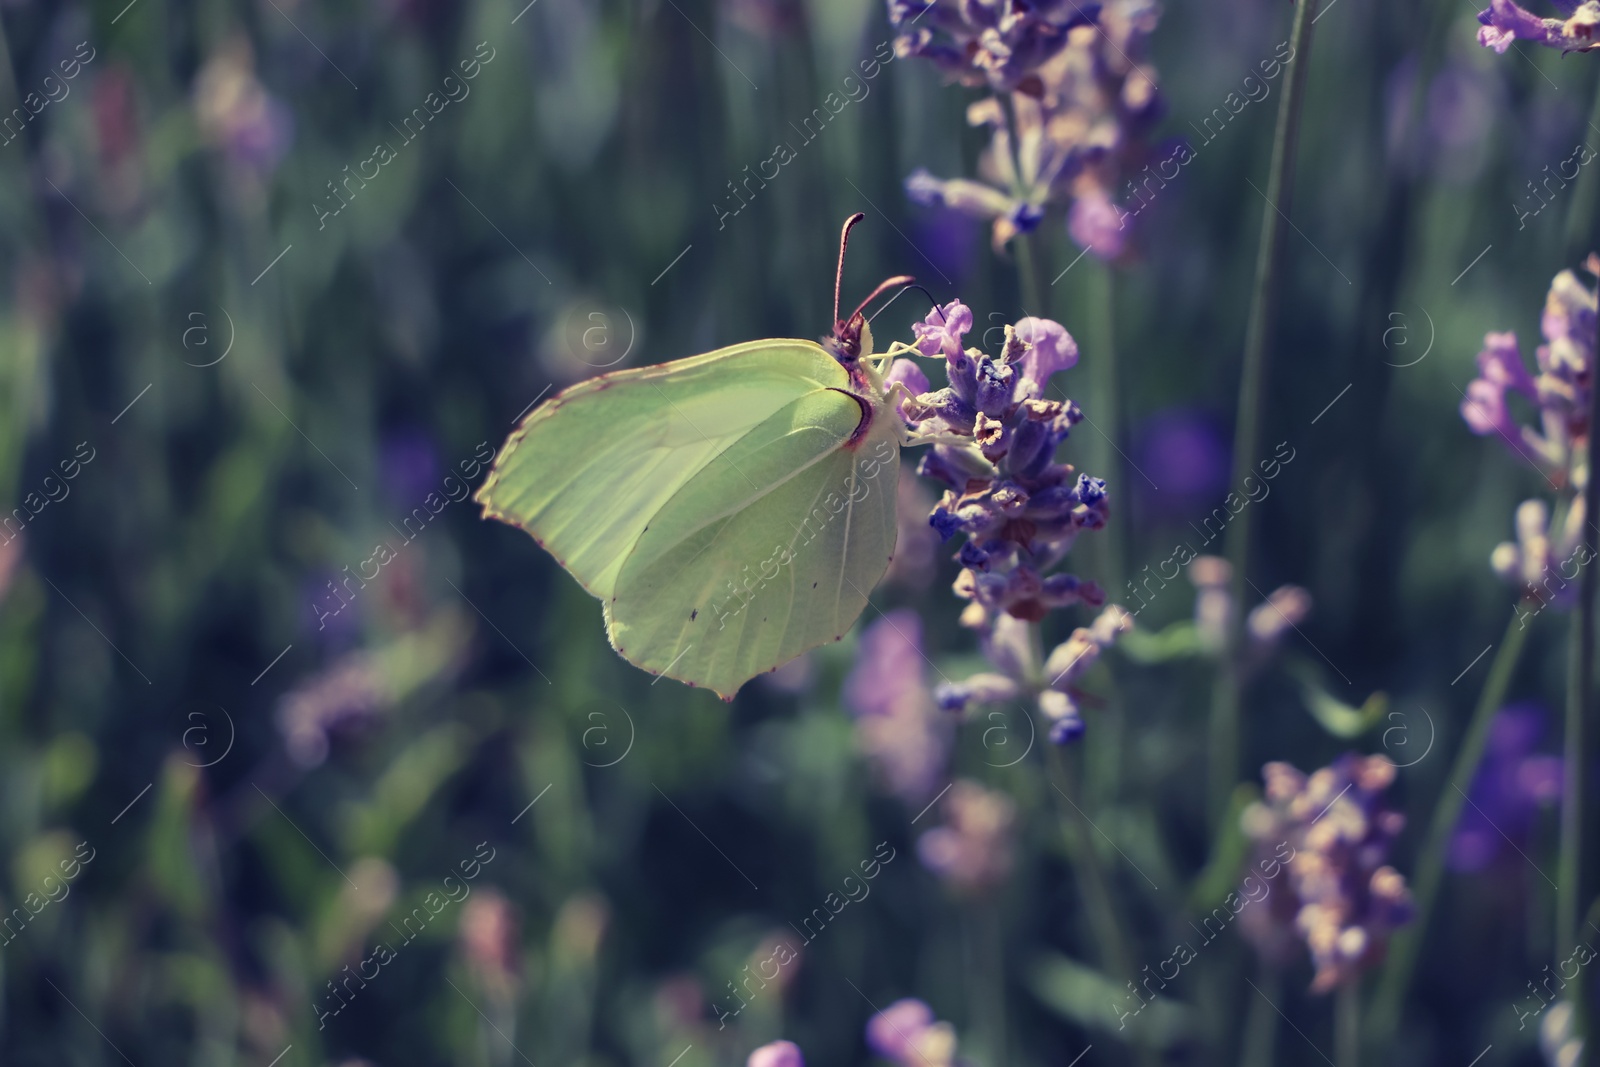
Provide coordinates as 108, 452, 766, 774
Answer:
886, 0, 932, 23
1011, 404, 1076, 480
989, 481, 1031, 517
906, 170, 1025, 224
929, 506, 966, 541
918, 445, 986, 491
1010, 201, 1045, 233
1007, 417, 1051, 476
947, 350, 980, 405
1075, 474, 1108, 508
902, 387, 978, 434
1460, 378, 1516, 440
884, 357, 932, 398
974, 358, 1017, 416
1476, 332, 1537, 398
974, 413, 1009, 462
935, 671, 1022, 712
957, 540, 995, 571
1048, 715, 1086, 744
905, 167, 948, 207
1023, 484, 1078, 519
1039, 572, 1087, 603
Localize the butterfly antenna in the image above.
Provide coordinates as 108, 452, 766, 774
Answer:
849, 274, 917, 325
866, 281, 946, 325
835, 212, 866, 327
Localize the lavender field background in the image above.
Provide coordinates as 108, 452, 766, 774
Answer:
0, 0, 1593, 1064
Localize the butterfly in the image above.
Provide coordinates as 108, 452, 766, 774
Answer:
476, 215, 933, 699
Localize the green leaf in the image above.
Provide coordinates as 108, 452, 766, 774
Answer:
1287, 656, 1387, 738
1188, 783, 1259, 913
1117, 620, 1204, 664
1027, 952, 1191, 1049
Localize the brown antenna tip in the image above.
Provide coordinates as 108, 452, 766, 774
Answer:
834, 213, 867, 326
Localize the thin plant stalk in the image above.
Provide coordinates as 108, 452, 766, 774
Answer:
1087, 261, 1124, 596
1240, 964, 1280, 1067
1044, 745, 1158, 1067
964, 899, 1008, 1067
1558, 249, 1600, 972
1562, 70, 1600, 260
1210, 0, 1321, 827
1368, 609, 1530, 1042
1046, 745, 1132, 978
1558, 597, 1590, 957
1017, 232, 1047, 318
1335, 981, 1360, 1067
1000, 88, 1047, 316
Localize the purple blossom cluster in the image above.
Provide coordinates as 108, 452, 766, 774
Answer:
1189, 555, 1313, 669
881, 300, 1128, 743
1461, 261, 1598, 608
1462, 263, 1597, 478
843, 608, 953, 805
890, 0, 1164, 258
886, 0, 1102, 93
916, 779, 1016, 893
866, 998, 964, 1067
744, 998, 965, 1067
1477, 0, 1600, 54
1449, 704, 1563, 872
1240, 755, 1415, 992
192, 38, 294, 183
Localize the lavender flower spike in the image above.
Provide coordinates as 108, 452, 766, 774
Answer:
1240, 754, 1415, 993
843, 610, 953, 805
1462, 261, 1600, 603
918, 779, 1018, 893
898, 303, 1124, 742
1478, 0, 1600, 53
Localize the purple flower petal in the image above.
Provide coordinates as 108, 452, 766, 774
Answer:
747, 1041, 804, 1067
866, 999, 935, 1062
1012, 317, 1078, 388
1068, 191, 1130, 260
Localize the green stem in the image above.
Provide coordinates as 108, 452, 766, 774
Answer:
1335, 981, 1360, 1067
1559, 603, 1589, 957
1563, 70, 1600, 261
1240, 965, 1280, 1067
1044, 747, 1156, 1067
1210, 0, 1321, 828
1368, 609, 1530, 1043
1087, 260, 1123, 594
965, 900, 1007, 1067
1017, 232, 1046, 321
1556, 266, 1600, 1029
1047, 747, 1132, 976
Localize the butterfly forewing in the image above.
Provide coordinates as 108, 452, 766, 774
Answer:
476, 340, 850, 601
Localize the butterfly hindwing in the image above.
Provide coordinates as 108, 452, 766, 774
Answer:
606, 385, 901, 697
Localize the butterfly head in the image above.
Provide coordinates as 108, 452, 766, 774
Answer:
825, 213, 913, 367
